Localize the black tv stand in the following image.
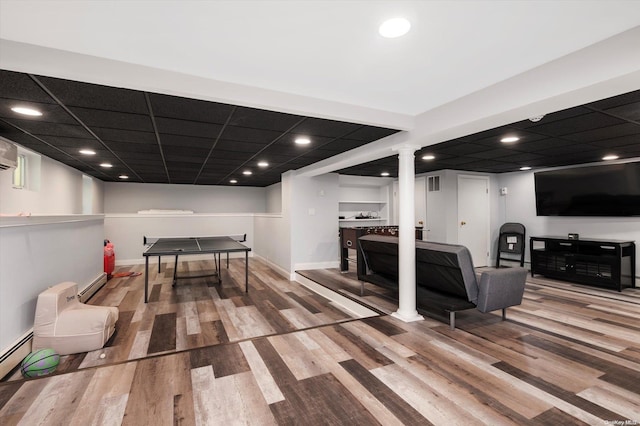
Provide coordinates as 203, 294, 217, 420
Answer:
530, 236, 636, 291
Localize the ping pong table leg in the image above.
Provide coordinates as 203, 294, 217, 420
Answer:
216, 253, 221, 285
172, 254, 178, 286
144, 256, 149, 303
226, 252, 229, 268
158, 256, 161, 273
245, 251, 249, 293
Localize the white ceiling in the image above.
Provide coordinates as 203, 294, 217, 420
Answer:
1, 0, 639, 117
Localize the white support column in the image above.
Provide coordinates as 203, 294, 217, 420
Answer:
391, 144, 424, 323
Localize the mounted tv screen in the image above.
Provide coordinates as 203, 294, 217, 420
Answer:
534, 162, 640, 217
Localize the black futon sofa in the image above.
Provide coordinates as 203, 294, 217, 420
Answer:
358, 234, 528, 329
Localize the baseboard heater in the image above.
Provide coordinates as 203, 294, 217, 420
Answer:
79, 273, 108, 303
0, 331, 33, 380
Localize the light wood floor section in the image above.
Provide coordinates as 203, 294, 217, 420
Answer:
1, 259, 638, 425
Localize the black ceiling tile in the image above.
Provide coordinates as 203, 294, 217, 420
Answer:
214, 139, 266, 153
36, 75, 149, 113
563, 123, 640, 143
519, 137, 576, 151
602, 101, 640, 122
221, 125, 282, 144
0, 71, 56, 104
159, 134, 215, 149
345, 126, 399, 142
496, 152, 545, 163
434, 142, 489, 156
229, 106, 302, 131
207, 149, 254, 161
6, 119, 93, 139
103, 141, 162, 154
43, 136, 101, 149
529, 112, 625, 136
148, 93, 234, 124
155, 117, 222, 139
537, 143, 599, 156
94, 128, 157, 144
161, 144, 210, 157
291, 118, 361, 138
467, 148, 521, 159
70, 107, 154, 132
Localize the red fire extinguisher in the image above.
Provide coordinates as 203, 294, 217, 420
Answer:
104, 239, 115, 279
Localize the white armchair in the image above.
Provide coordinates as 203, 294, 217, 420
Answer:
33, 281, 118, 355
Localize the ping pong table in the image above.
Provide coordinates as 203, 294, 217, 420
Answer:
143, 236, 251, 303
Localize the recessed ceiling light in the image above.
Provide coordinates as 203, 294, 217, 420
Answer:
100, 163, 113, 168
257, 161, 269, 167
380, 172, 390, 177
230, 179, 238, 184
500, 136, 520, 143
79, 149, 96, 155
520, 166, 532, 171
602, 155, 619, 161
295, 137, 311, 145
379, 18, 411, 38
118, 174, 129, 179
243, 170, 252, 175
11, 106, 42, 116
422, 154, 435, 160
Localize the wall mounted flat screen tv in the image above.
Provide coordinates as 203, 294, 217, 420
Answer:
534, 161, 640, 216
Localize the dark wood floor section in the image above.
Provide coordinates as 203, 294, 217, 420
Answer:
1, 259, 639, 425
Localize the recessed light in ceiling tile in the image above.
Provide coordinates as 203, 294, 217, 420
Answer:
100, 163, 113, 168
380, 172, 390, 177
229, 179, 238, 184
79, 149, 96, 155
295, 137, 311, 145
243, 170, 252, 175
257, 161, 269, 167
500, 136, 520, 143
379, 18, 411, 38
11, 106, 42, 116
422, 154, 435, 160
119, 174, 129, 179
602, 154, 619, 161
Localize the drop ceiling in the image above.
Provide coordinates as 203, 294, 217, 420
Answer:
0, 70, 400, 186
338, 90, 640, 177
0, 1, 639, 185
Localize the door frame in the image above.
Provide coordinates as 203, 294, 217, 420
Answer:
457, 174, 490, 266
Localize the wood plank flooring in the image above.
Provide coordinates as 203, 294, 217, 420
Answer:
1, 259, 638, 425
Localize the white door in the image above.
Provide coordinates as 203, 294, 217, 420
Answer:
458, 175, 490, 266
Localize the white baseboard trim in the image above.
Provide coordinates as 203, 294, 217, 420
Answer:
251, 254, 291, 280
293, 261, 340, 271
295, 273, 378, 319
0, 330, 32, 380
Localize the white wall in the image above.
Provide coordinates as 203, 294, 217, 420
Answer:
265, 182, 282, 213
497, 165, 640, 272
290, 173, 340, 270
103, 182, 267, 213
0, 149, 88, 215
